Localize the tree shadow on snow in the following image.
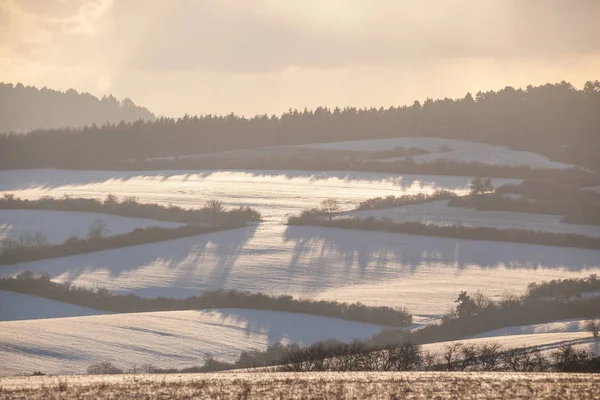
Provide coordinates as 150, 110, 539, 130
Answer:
283, 225, 600, 274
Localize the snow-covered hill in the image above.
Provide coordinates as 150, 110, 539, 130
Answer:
0, 308, 383, 375
298, 137, 579, 170
0, 169, 597, 322
2, 224, 598, 319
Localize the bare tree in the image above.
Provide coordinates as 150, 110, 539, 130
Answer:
87, 362, 123, 375
87, 219, 109, 240
320, 198, 341, 220
104, 193, 119, 207
469, 177, 494, 196
31, 231, 48, 248
205, 200, 225, 228
442, 343, 462, 371
478, 343, 502, 371
585, 319, 600, 338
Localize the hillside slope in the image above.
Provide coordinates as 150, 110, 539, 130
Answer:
0, 308, 383, 375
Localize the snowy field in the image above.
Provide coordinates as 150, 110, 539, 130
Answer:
0, 209, 181, 245
0, 168, 597, 322
2, 225, 599, 319
296, 137, 579, 169
420, 318, 600, 359
0, 291, 105, 322
0, 308, 383, 375
0, 169, 519, 222
472, 318, 597, 339
423, 333, 597, 358
350, 200, 600, 237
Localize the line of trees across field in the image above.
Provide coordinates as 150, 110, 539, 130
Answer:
0, 272, 412, 327
526, 276, 600, 300
2, 81, 599, 171
84, 339, 600, 375
455, 179, 600, 225
0, 223, 243, 265
355, 190, 457, 210
0, 194, 262, 225
287, 209, 600, 250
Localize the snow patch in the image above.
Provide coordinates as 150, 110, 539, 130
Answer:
0, 291, 105, 321
298, 137, 579, 170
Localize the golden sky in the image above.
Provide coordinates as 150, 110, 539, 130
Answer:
1, 0, 599, 116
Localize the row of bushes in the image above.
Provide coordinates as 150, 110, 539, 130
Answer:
0, 193, 262, 224
0, 223, 239, 265
85, 341, 600, 375
276, 341, 600, 373
526, 275, 600, 299
448, 193, 600, 225
355, 190, 457, 210
287, 214, 600, 250
0, 272, 412, 326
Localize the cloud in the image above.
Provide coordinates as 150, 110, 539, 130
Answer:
121, 0, 600, 73
1, 0, 598, 117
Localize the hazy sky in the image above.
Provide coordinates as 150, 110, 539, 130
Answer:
1, 0, 599, 116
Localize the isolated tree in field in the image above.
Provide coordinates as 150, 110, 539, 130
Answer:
320, 198, 341, 220
205, 200, 224, 228
469, 177, 494, 196
87, 219, 108, 240
454, 291, 479, 317
585, 319, 600, 338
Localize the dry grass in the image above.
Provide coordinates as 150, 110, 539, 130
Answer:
1, 372, 599, 399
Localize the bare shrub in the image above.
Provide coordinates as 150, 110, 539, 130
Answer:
87, 362, 123, 375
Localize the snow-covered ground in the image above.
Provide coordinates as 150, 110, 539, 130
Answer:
422, 333, 597, 358
472, 318, 596, 339
297, 138, 579, 169
0, 308, 383, 375
0, 169, 519, 222
0, 291, 105, 322
0, 210, 181, 245
0, 169, 597, 322
2, 224, 599, 320
350, 200, 600, 237
423, 318, 599, 358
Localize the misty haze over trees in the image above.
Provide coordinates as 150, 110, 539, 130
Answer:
0, 82, 155, 133
0, 81, 598, 171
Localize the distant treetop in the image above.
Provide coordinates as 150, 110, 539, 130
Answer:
0, 80, 598, 171
0, 82, 155, 133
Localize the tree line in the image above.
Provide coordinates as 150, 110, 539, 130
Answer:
0, 194, 262, 225
0, 272, 412, 327
526, 275, 600, 300
287, 208, 600, 250
0, 82, 154, 133
85, 340, 600, 375
1, 81, 598, 171
0, 197, 261, 264
0, 223, 242, 265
